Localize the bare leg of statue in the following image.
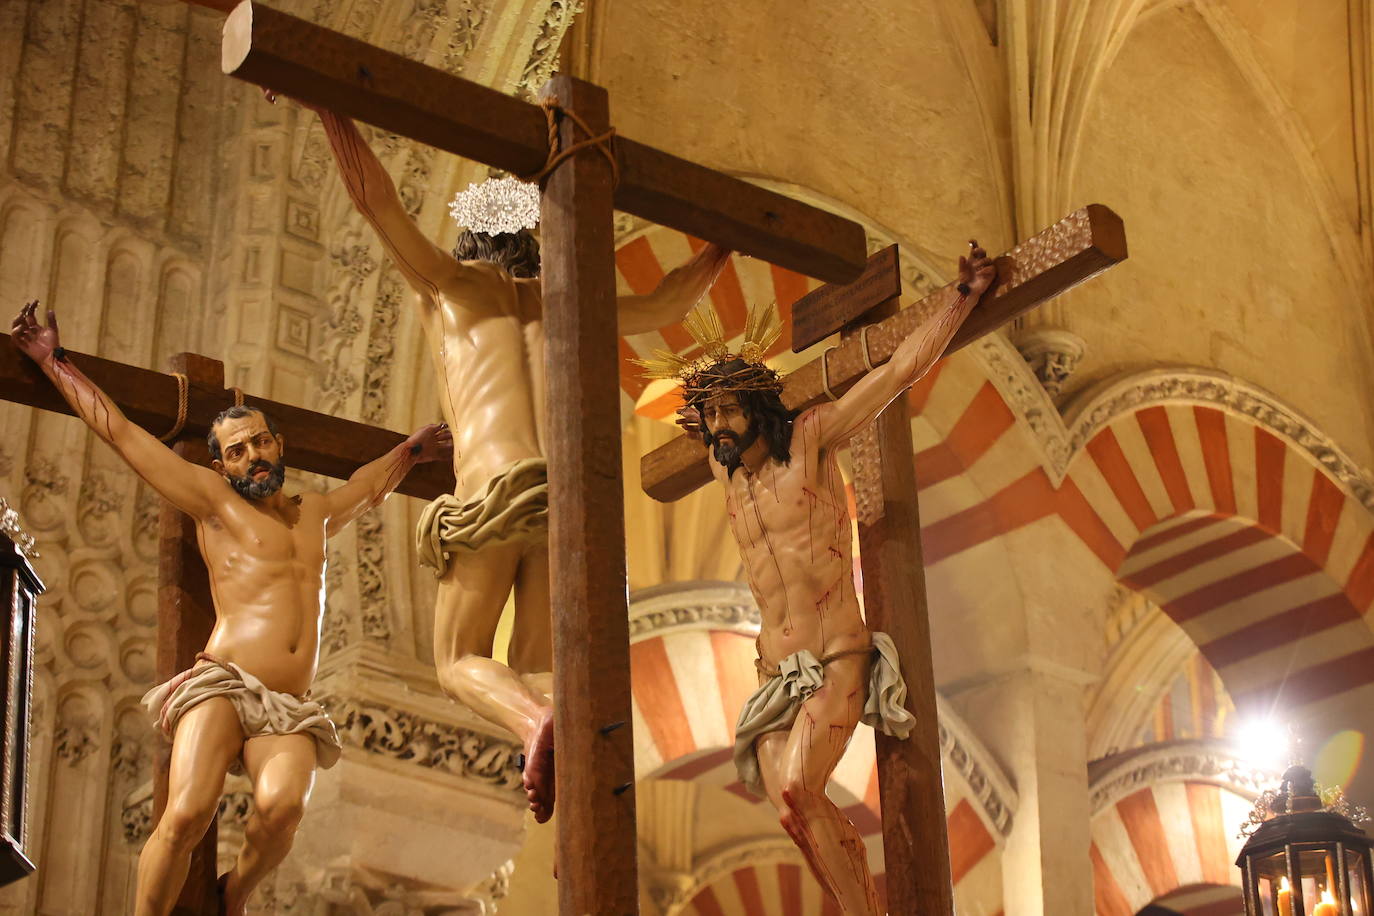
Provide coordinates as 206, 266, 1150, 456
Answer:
135, 698, 243, 916
222, 734, 317, 916
434, 539, 555, 821
756, 654, 881, 915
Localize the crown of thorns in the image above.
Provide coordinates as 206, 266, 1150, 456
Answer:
633, 304, 784, 397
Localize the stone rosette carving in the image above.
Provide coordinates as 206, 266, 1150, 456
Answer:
1067, 368, 1374, 511
321, 693, 524, 793
1089, 738, 1277, 814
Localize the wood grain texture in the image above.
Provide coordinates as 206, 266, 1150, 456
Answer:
641, 205, 1128, 501
220, 1, 867, 283
540, 76, 640, 916
0, 335, 455, 500
153, 353, 220, 916
791, 245, 901, 353
845, 301, 954, 915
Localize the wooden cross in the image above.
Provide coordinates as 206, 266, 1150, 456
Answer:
640, 205, 1126, 912
0, 338, 456, 914
211, 2, 885, 912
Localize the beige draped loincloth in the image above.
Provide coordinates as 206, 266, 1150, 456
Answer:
141, 653, 342, 770
415, 457, 549, 576
732, 632, 914, 798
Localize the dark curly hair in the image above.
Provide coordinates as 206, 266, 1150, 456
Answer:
687, 358, 797, 470
452, 228, 541, 278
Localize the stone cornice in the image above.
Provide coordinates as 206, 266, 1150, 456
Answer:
1089, 738, 1278, 814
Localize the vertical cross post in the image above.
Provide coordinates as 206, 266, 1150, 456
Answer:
847, 304, 954, 915
154, 352, 223, 916
539, 74, 640, 915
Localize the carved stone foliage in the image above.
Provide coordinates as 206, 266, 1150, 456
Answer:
1089, 738, 1277, 814
517, 0, 584, 98
970, 335, 1073, 474
322, 694, 524, 793
1067, 368, 1374, 511
53, 723, 96, 766
1014, 327, 1086, 397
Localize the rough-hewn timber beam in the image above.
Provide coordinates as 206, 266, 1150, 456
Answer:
640, 204, 1128, 502
0, 337, 456, 501
219, 0, 868, 284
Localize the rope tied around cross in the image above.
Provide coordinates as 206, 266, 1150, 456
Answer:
158, 380, 245, 443
520, 96, 620, 188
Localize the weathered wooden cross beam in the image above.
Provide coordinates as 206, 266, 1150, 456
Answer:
640, 204, 1128, 502
219, 2, 868, 285
0, 337, 456, 500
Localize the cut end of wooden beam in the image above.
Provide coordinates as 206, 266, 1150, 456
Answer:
222, 1, 253, 74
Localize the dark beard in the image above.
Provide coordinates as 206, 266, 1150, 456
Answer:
228, 460, 286, 500
711, 425, 759, 477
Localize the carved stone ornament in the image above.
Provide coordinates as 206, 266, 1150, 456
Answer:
628, 580, 762, 642
1013, 327, 1086, 397
1067, 367, 1374, 511
935, 694, 1019, 837
0, 498, 38, 560
970, 335, 1072, 473
1089, 738, 1278, 814
517, 0, 585, 98
322, 694, 524, 794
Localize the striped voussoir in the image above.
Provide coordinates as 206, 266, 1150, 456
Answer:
1091, 781, 1250, 916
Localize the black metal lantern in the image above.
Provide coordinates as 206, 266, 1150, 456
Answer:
1238, 764, 1374, 916
0, 500, 38, 886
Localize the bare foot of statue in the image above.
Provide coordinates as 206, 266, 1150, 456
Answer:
523, 709, 556, 823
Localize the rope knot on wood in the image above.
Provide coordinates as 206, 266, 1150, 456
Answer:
521, 96, 619, 188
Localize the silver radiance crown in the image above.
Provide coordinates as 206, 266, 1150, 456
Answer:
448, 176, 541, 236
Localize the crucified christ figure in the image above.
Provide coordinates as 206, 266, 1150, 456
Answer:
671, 244, 996, 913
10, 302, 451, 916
294, 94, 731, 821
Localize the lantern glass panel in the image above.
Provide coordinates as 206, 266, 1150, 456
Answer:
1348, 854, 1367, 915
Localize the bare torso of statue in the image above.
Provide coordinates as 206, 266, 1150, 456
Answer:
715, 411, 871, 667
197, 487, 329, 696
420, 265, 545, 498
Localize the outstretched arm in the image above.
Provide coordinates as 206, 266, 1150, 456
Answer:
322, 422, 452, 537
617, 243, 732, 335
297, 97, 458, 305
9, 302, 223, 518
814, 243, 996, 448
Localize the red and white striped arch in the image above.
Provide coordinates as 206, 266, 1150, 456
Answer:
1090, 781, 1250, 916
615, 227, 823, 419
1063, 383, 1374, 721
629, 622, 1008, 915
